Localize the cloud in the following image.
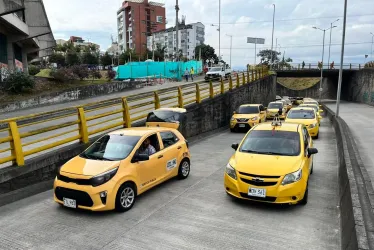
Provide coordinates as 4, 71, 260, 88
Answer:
43, 0, 374, 66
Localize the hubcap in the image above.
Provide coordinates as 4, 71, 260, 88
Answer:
181, 162, 190, 177
120, 187, 135, 208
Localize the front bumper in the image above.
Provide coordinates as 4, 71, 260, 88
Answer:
224, 173, 307, 204
230, 120, 259, 130
53, 178, 118, 211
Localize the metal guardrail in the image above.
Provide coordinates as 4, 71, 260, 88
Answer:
275, 63, 363, 71
0, 68, 269, 167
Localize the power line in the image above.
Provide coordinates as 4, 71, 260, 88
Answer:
206, 14, 374, 25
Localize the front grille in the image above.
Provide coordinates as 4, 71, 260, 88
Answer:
55, 187, 94, 207
239, 172, 280, 179
57, 174, 91, 186
240, 178, 278, 186
234, 124, 251, 130
236, 118, 249, 122
239, 193, 277, 202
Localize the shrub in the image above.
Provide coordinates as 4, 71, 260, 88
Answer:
50, 68, 75, 83
365, 61, 374, 68
71, 65, 89, 80
28, 65, 40, 76
2, 71, 35, 93
90, 69, 102, 83
107, 70, 116, 81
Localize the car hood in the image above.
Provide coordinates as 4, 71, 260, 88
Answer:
285, 118, 317, 126
61, 156, 120, 177
206, 72, 221, 75
231, 152, 302, 176
233, 114, 259, 119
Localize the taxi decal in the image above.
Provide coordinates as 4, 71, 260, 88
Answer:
141, 178, 156, 187
167, 158, 177, 171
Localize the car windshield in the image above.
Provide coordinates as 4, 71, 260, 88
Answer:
299, 105, 318, 112
80, 134, 140, 161
147, 110, 181, 123
287, 110, 315, 119
209, 67, 222, 72
239, 130, 300, 156
237, 106, 259, 114
268, 103, 283, 109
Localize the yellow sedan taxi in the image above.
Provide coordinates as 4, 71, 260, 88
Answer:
224, 120, 318, 205
54, 127, 190, 212
266, 101, 287, 119
230, 104, 267, 132
285, 107, 320, 139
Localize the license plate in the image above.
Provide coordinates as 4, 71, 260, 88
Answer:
248, 187, 266, 198
63, 198, 76, 208
239, 124, 246, 128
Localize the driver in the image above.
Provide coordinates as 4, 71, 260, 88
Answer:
139, 138, 156, 156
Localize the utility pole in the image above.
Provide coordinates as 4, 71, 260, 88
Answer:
328, 19, 339, 66
271, 4, 275, 67
226, 34, 232, 68
219, 0, 221, 62
175, 0, 179, 61
371, 32, 374, 60
336, 0, 347, 117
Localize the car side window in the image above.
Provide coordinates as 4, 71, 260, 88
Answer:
302, 127, 309, 152
138, 134, 160, 156
160, 132, 179, 149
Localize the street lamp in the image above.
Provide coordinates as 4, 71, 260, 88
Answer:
226, 34, 233, 68
271, 4, 275, 67
313, 25, 337, 103
328, 19, 339, 66
370, 32, 374, 60
336, 0, 347, 117
219, 0, 221, 63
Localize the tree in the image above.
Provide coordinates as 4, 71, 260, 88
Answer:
90, 68, 102, 83
101, 52, 113, 68
119, 49, 139, 64
278, 57, 293, 70
257, 49, 281, 65
66, 51, 80, 66
71, 65, 89, 80
81, 52, 99, 65
49, 53, 65, 66
195, 44, 219, 64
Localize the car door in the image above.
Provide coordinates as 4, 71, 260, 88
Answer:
160, 131, 183, 179
136, 134, 165, 191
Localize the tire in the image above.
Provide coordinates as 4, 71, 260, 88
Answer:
177, 159, 190, 179
299, 185, 308, 205
115, 183, 136, 212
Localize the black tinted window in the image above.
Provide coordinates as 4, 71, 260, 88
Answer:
160, 132, 179, 148
239, 130, 301, 156
238, 106, 259, 114
147, 111, 180, 123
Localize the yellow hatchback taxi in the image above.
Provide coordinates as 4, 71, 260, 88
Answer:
224, 121, 318, 205
298, 104, 323, 125
266, 101, 287, 119
285, 107, 320, 139
54, 127, 190, 212
230, 104, 267, 132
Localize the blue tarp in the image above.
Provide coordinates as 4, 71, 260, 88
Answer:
114, 60, 203, 81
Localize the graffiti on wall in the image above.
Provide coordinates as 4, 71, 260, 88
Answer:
362, 91, 374, 103
0, 63, 9, 82
15, 59, 23, 72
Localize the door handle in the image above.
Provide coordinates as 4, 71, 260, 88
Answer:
177, 146, 182, 150
158, 155, 163, 159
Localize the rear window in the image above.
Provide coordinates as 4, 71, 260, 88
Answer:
268, 103, 283, 109
299, 105, 318, 112
238, 106, 259, 114
287, 110, 315, 119
147, 110, 181, 123
239, 130, 300, 156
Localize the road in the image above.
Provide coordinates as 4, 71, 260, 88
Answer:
0, 120, 340, 249
325, 101, 374, 190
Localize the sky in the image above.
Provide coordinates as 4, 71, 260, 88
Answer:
43, 0, 374, 69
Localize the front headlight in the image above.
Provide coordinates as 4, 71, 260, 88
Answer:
282, 168, 302, 185
309, 122, 318, 128
251, 117, 258, 121
225, 163, 237, 180
231, 117, 235, 121
91, 167, 118, 187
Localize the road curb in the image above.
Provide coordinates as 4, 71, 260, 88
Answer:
323, 104, 374, 250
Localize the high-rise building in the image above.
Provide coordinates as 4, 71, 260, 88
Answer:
117, 0, 166, 56
147, 22, 205, 60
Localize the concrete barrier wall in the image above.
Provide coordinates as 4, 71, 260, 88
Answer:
0, 75, 276, 207
323, 105, 374, 250
0, 81, 138, 113
343, 68, 374, 106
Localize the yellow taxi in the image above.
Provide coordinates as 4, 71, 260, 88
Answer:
224, 119, 318, 205
230, 104, 267, 132
54, 127, 190, 212
266, 101, 287, 119
298, 104, 323, 124
285, 107, 320, 139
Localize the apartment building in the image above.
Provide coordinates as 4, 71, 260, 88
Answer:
147, 22, 205, 60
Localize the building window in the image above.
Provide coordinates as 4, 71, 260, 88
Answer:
156, 16, 163, 23
187, 45, 189, 49
0, 33, 7, 64
188, 39, 190, 42
188, 52, 189, 56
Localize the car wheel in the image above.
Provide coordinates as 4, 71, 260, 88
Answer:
178, 160, 190, 179
299, 185, 308, 205
115, 183, 136, 212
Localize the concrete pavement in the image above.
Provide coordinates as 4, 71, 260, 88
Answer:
325, 102, 374, 191
0, 120, 340, 249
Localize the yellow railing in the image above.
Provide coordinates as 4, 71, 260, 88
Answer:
0, 68, 269, 167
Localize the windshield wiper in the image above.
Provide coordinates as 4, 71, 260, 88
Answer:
241, 150, 291, 156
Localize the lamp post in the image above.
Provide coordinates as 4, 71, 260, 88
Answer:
370, 32, 374, 60
336, 0, 347, 117
271, 4, 275, 67
328, 19, 339, 66
313, 25, 337, 103
219, 0, 221, 62
226, 34, 233, 68
175, 0, 179, 61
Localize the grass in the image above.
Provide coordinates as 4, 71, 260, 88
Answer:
277, 77, 320, 90
35, 69, 53, 78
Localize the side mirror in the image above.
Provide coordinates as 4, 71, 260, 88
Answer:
131, 153, 149, 163
231, 143, 239, 150
307, 148, 318, 158
233, 111, 236, 114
